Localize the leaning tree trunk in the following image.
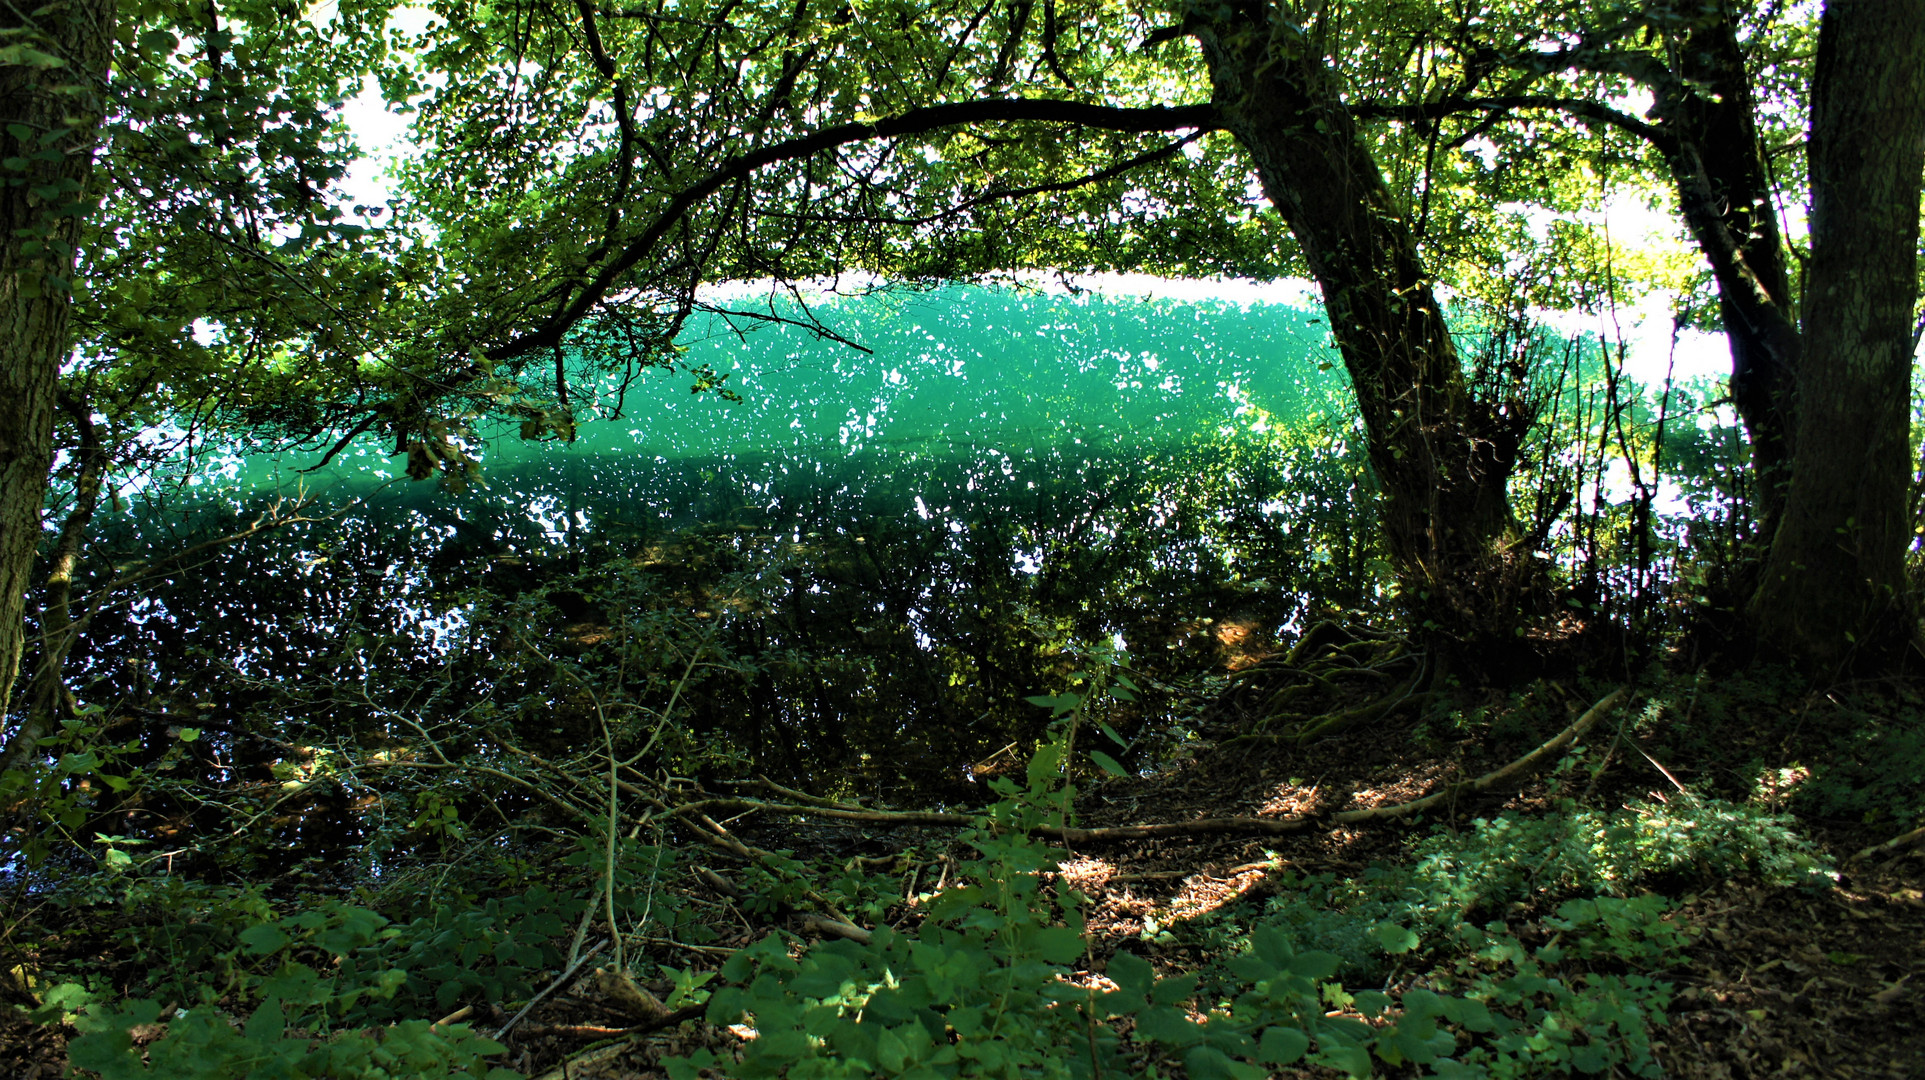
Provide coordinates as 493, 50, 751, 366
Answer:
1658, 7, 1803, 539
1748, 0, 1925, 667
1191, 11, 1532, 646
21, 395, 107, 742
0, 0, 112, 752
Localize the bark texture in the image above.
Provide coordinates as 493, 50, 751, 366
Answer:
1748, 0, 1925, 666
0, 0, 113, 738
1654, 6, 1802, 535
1191, 10, 1531, 639
3, 394, 105, 775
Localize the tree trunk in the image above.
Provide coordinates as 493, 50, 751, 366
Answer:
1191, 11, 1531, 643
3, 395, 107, 777
0, 0, 113, 741
1748, 0, 1925, 666
1657, 6, 1802, 537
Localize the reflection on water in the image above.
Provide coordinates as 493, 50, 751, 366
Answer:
44, 286, 1388, 871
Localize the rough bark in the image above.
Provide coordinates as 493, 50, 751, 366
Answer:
1, 394, 106, 775
0, 0, 113, 737
1190, 10, 1530, 639
1748, 0, 1925, 666
1654, 7, 1802, 536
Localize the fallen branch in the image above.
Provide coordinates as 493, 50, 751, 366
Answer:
592, 967, 676, 1023
1329, 685, 1630, 825
644, 687, 1627, 844
670, 797, 970, 829
798, 913, 873, 944
1849, 821, 1925, 865
1040, 816, 1317, 842
495, 938, 609, 1041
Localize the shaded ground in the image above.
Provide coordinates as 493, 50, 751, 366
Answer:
6, 670, 1924, 1079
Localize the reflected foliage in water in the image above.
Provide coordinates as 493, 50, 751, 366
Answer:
47, 286, 1383, 869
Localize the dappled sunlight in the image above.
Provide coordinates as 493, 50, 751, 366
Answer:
1752, 764, 1811, 811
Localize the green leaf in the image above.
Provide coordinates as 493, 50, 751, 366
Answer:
1571, 1042, 1612, 1073
1106, 951, 1154, 999
1089, 750, 1127, 777
1256, 1026, 1310, 1064
239, 923, 291, 956
1315, 1041, 1373, 1077
1287, 951, 1340, 979
1034, 925, 1087, 964
1184, 1044, 1266, 1080
1352, 990, 1392, 1017
64, 1027, 135, 1073
1135, 1005, 1204, 1047
1368, 923, 1419, 954
245, 998, 287, 1042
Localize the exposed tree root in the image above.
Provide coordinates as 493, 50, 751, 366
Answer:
1325, 685, 1629, 824
1208, 621, 1435, 746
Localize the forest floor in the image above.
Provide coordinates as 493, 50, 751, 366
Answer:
4, 667, 1924, 1079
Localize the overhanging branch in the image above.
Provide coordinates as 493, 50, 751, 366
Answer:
484, 97, 1218, 363
1349, 94, 1673, 151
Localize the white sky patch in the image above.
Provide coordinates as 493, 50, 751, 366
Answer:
334, 6, 438, 216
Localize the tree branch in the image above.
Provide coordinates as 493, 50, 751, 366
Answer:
1349, 94, 1673, 150
484, 97, 1217, 363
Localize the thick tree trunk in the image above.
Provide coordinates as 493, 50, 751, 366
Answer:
1657, 8, 1802, 536
1191, 11, 1530, 641
0, 1, 112, 740
1748, 0, 1925, 666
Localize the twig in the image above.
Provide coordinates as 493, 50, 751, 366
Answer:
634, 935, 738, 956
495, 938, 609, 1041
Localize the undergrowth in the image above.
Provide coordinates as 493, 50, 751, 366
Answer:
20, 675, 1856, 1079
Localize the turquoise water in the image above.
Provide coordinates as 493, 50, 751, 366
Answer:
214, 283, 1347, 504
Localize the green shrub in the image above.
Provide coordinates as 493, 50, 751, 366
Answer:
662, 723, 1693, 1079
65, 998, 517, 1079
1403, 795, 1834, 921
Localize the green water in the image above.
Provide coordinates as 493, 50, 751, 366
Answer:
217, 283, 1346, 501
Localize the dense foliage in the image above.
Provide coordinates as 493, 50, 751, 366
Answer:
3, 0, 1924, 1077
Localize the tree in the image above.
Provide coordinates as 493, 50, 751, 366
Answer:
1748, 0, 1925, 665
361, 0, 1641, 658
1, 0, 113, 740
3, 0, 397, 772
1516, 0, 1924, 664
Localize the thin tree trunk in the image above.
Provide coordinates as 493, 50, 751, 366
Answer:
1656, 7, 1803, 537
7, 395, 108, 772
1748, 0, 1925, 666
0, 0, 114, 738
1192, 11, 1530, 640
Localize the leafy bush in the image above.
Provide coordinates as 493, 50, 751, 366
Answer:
51, 887, 577, 1079
65, 998, 516, 1079
1403, 796, 1834, 921
1141, 870, 1402, 985
1428, 898, 1685, 1079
